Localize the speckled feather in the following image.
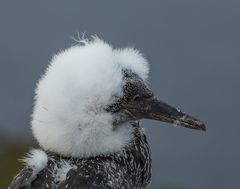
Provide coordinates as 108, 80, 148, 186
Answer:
9, 122, 151, 189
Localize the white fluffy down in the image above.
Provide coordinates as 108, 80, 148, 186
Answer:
31, 37, 149, 158
54, 160, 77, 184
21, 149, 48, 174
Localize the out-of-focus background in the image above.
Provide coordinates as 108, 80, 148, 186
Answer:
0, 1, 239, 188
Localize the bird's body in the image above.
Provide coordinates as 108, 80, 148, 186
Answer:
9, 37, 205, 189
10, 123, 151, 189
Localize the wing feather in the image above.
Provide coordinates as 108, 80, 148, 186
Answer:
9, 167, 34, 189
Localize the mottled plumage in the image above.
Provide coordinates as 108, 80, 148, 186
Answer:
9, 37, 205, 189
9, 122, 151, 189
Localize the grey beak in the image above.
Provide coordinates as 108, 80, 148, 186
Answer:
143, 98, 206, 131
124, 96, 206, 131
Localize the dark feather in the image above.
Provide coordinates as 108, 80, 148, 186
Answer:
9, 122, 151, 189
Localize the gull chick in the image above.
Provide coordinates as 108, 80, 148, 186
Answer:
9, 37, 206, 189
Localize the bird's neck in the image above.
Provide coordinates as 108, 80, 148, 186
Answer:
34, 120, 134, 158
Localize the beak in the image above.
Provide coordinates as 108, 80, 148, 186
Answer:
125, 97, 206, 131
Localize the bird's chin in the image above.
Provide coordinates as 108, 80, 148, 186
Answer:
111, 110, 140, 128
122, 109, 137, 120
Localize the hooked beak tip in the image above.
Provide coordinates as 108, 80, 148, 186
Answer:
143, 97, 207, 131
180, 115, 206, 131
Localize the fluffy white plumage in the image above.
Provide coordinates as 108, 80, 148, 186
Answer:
31, 37, 149, 158
20, 149, 48, 182
54, 160, 77, 184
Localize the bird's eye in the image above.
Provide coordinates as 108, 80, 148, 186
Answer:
132, 95, 141, 102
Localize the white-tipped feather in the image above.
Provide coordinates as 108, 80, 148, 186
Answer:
31, 37, 149, 158
20, 149, 48, 181
21, 149, 48, 170
54, 160, 77, 184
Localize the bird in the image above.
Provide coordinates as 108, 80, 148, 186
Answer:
9, 37, 206, 189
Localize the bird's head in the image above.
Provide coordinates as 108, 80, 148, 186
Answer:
32, 37, 205, 158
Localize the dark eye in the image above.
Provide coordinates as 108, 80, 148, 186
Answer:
132, 95, 141, 102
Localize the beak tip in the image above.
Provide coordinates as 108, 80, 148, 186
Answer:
195, 122, 206, 131
200, 123, 207, 131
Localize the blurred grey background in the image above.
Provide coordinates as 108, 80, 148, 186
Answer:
0, 0, 239, 188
